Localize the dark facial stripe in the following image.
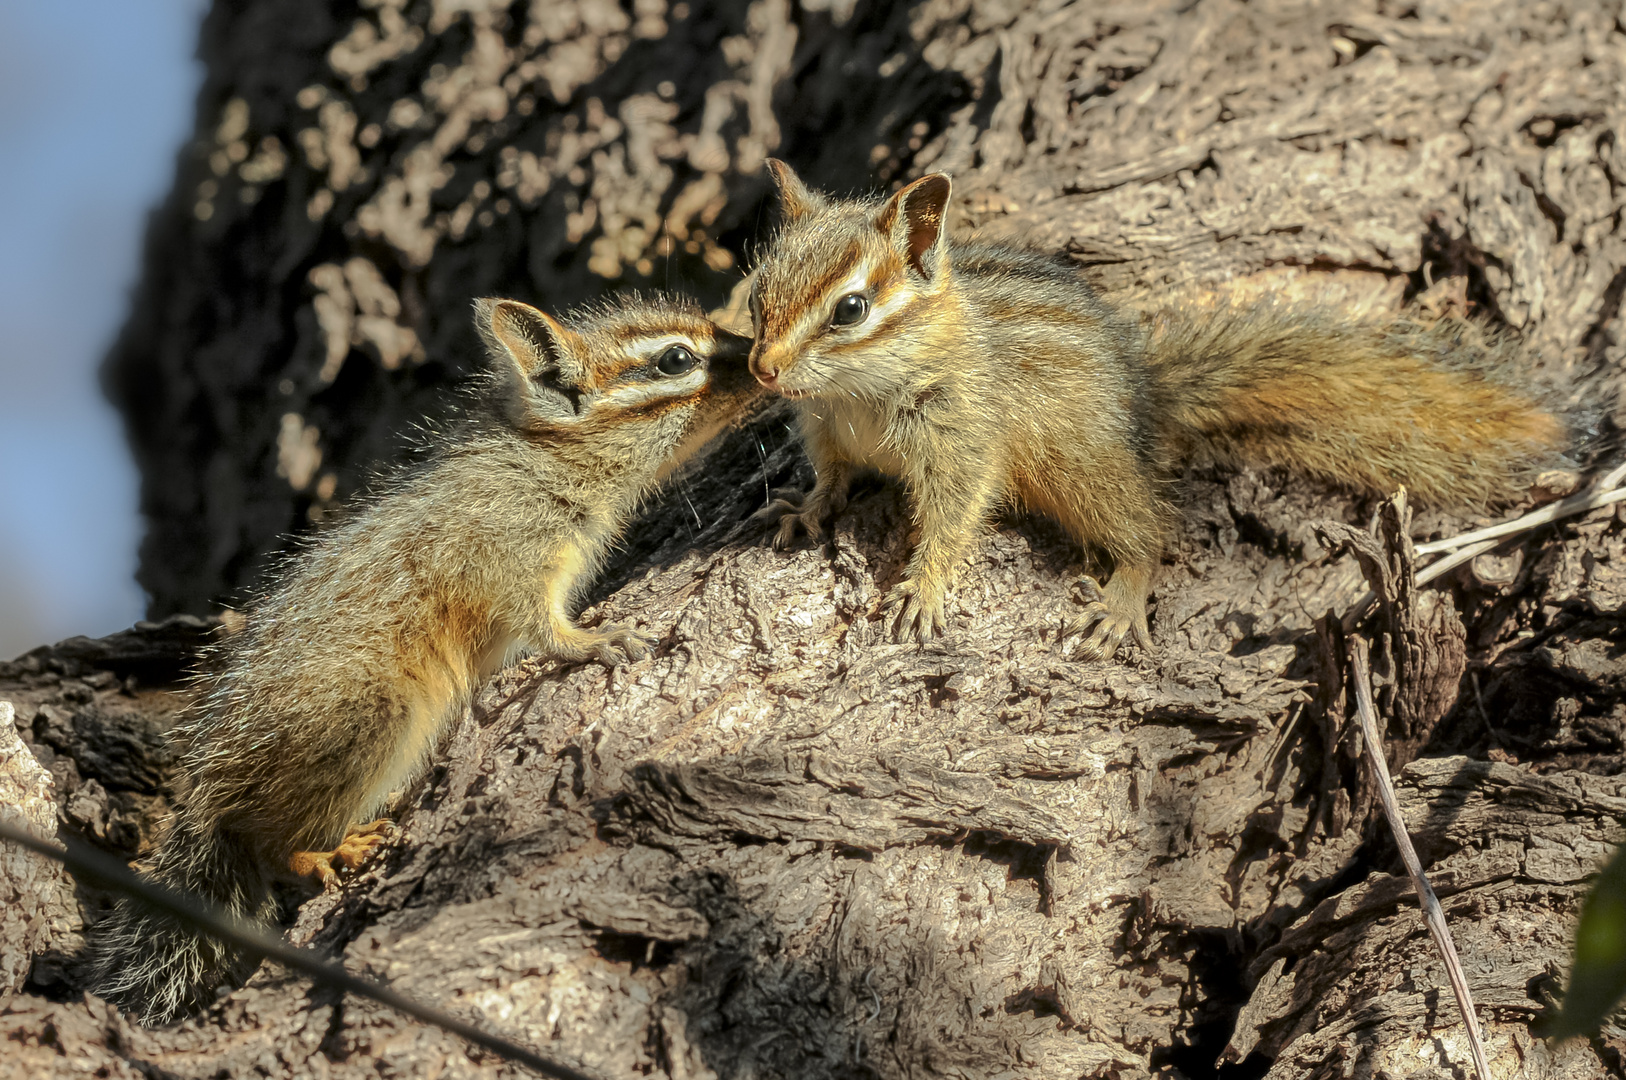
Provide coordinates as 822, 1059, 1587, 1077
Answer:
529, 385, 709, 443
760, 243, 864, 336
980, 298, 1101, 333
826, 298, 933, 358
609, 320, 708, 344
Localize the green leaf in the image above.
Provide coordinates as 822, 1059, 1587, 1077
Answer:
1551, 839, 1626, 1039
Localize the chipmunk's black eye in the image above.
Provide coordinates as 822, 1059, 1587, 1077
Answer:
831, 292, 869, 327
655, 344, 696, 376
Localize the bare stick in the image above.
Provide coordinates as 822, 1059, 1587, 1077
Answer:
1348, 638, 1492, 1080
1343, 468, 1626, 626
0, 820, 602, 1080
1414, 485, 1626, 556
1414, 537, 1502, 588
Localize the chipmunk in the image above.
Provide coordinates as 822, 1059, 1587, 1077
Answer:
90, 294, 760, 1024
747, 160, 1565, 659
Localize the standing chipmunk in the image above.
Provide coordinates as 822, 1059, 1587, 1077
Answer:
747, 161, 1565, 659
91, 294, 760, 1024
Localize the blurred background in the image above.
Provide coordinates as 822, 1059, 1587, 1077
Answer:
0, 0, 206, 657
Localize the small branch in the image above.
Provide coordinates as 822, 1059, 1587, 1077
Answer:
1413, 536, 1502, 589
1414, 486, 1626, 556
1348, 638, 1493, 1080
0, 820, 602, 1080
1342, 463, 1626, 627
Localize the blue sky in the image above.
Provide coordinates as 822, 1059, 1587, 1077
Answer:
0, 0, 206, 657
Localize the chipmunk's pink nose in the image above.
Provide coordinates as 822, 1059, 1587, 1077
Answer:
749, 348, 783, 391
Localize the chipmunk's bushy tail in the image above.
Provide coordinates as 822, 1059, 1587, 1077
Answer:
1142, 302, 1567, 507
89, 814, 273, 1025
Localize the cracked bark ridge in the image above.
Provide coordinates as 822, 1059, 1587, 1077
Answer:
1228, 756, 1626, 1079
5, 470, 1624, 1078
0, 617, 215, 997
1313, 493, 1468, 835
0, 701, 77, 997
1261, 494, 1615, 1078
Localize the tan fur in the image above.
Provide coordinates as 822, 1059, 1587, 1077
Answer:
748, 161, 1565, 660
91, 294, 761, 1024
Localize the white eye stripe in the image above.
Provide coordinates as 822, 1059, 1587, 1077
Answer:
787, 265, 874, 343
855, 286, 910, 333
821, 271, 913, 348
594, 365, 708, 409
624, 334, 704, 360
831, 266, 870, 301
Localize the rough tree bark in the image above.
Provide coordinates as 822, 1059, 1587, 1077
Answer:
5, 1, 1626, 1078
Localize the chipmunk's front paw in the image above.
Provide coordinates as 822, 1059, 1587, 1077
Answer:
588, 623, 654, 666
884, 579, 948, 644
1061, 579, 1149, 662
289, 818, 395, 890
751, 490, 825, 549
1061, 606, 1131, 662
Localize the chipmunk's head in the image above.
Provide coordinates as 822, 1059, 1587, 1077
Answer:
474, 295, 759, 466
748, 160, 954, 398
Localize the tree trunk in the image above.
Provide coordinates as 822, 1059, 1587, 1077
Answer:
6, 1, 1626, 1077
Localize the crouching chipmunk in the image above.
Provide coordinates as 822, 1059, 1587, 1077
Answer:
746, 160, 1567, 660
90, 294, 760, 1024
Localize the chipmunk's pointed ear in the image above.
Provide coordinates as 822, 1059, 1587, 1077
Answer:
478, 298, 569, 379
475, 298, 585, 425
876, 173, 952, 281
766, 159, 822, 223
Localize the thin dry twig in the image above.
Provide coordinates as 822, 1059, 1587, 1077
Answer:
0, 820, 603, 1080
1414, 484, 1626, 556
1414, 536, 1503, 588
1348, 637, 1493, 1080
1415, 460, 1626, 558
1344, 462, 1626, 625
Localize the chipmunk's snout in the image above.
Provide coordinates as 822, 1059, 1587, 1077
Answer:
749, 342, 789, 392
750, 359, 780, 391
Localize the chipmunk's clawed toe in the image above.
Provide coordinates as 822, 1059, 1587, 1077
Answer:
594, 624, 654, 666
752, 492, 826, 549
1061, 606, 1128, 661
289, 818, 395, 890
1061, 578, 1150, 662
884, 579, 948, 644
553, 623, 653, 667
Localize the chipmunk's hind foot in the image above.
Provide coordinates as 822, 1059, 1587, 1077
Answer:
289, 818, 395, 889
551, 623, 654, 667
590, 624, 653, 665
